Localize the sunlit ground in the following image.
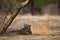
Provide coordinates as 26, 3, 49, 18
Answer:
0, 35, 60, 40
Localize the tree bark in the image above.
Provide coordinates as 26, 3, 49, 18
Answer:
0, 0, 30, 35
30, 0, 34, 15
57, 0, 60, 15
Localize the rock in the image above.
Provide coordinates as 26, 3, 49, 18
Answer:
6, 21, 32, 35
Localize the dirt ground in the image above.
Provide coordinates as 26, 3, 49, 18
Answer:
0, 35, 60, 40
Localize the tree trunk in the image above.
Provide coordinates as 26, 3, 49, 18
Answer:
0, 0, 30, 35
57, 0, 60, 15
30, 0, 34, 15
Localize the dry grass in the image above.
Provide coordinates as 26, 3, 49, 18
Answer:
7, 15, 60, 34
